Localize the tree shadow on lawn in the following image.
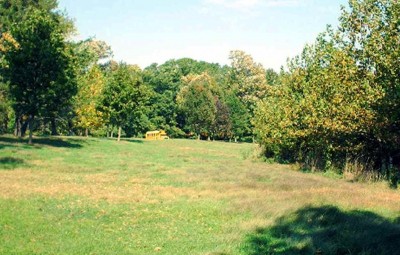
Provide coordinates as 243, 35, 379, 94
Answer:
243, 205, 400, 255
0, 156, 26, 170
34, 137, 85, 148
121, 138, 144, 144
0, 136, 84, 149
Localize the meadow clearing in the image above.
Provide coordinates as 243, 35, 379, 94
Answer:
0, 136, 399, 255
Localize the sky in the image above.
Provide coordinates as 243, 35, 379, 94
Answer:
58, 0, 348, 70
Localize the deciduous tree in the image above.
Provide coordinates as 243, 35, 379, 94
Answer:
177, 73, 217, 139
74, 65, 105, 136
2, 7, 77, 144
100, 63, 150, 141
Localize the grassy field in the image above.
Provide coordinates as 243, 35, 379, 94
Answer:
0, 136, 399, 254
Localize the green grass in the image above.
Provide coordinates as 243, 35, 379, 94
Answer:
244, 206, 400, 255
0, 135, 399, 254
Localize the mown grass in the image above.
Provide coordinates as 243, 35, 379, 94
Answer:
0, 135, 399, 254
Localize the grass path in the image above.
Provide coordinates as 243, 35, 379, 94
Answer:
0, 136, 399, 254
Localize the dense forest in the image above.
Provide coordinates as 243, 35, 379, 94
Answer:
0, 0, 399, 185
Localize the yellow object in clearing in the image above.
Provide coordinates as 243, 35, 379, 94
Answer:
145, 130, 169, 140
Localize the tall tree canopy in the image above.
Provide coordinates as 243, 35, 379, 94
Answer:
1, 5, 77, 143
100, 63, 150, 141
74, 65, 106, 136
229, 50, 270, 112
143, 58, 225, 137
177, 73, 217, 139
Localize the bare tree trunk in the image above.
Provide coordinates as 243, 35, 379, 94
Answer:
51, 118, 58, 136
68, 119, 74, 136
117, 126, 121, 142
85, 128, 89, 137
28, 115, 34, 145
21, 119, 29, 137
14, 116, 21, 137
197, 134, 200, 140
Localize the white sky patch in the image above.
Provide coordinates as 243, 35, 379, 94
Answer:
203, 0, 303, 10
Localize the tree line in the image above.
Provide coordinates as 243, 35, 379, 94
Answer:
0, 0, 399, 184
0, 0, 272, 143
254, 0, 400, 185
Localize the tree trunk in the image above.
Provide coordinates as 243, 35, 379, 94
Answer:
21, 119, 29, 137
68, 119, 74, 136
51, 118, 58, 136
4, 115, 8, 133
197, 134, 200, 140
14, 116, 21, 137
28, 115, 34, 145
234, 137, 238, 143
117, 126, 121, 142
85, 128, 89, 137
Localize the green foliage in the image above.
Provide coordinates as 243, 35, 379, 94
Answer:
73, 39, 113, 73
227, 50, 269, 141
177, 73, 217, 138
74, 65, 106, 134
225, 91, 251, 141
229, 50, 269, 113
142, 56, 258, 141
254, 0, 400, 179
338, 0, 400, 168
212, 97, 232, 140
0, 81, 13, 133
123, 111, 154, 137
1, 5, 77, 141
143, 58, 227, 137
0, 0, 58, 33
100, 63, 151, 139
265, 68, 279, 86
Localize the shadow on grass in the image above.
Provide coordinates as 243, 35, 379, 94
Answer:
0, 157, 25, 170
122, 138, 144, 144
0, 136, 84, 149
34, 137, 84, 148
0, 137, 21, 150
243, 206, 400, 255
